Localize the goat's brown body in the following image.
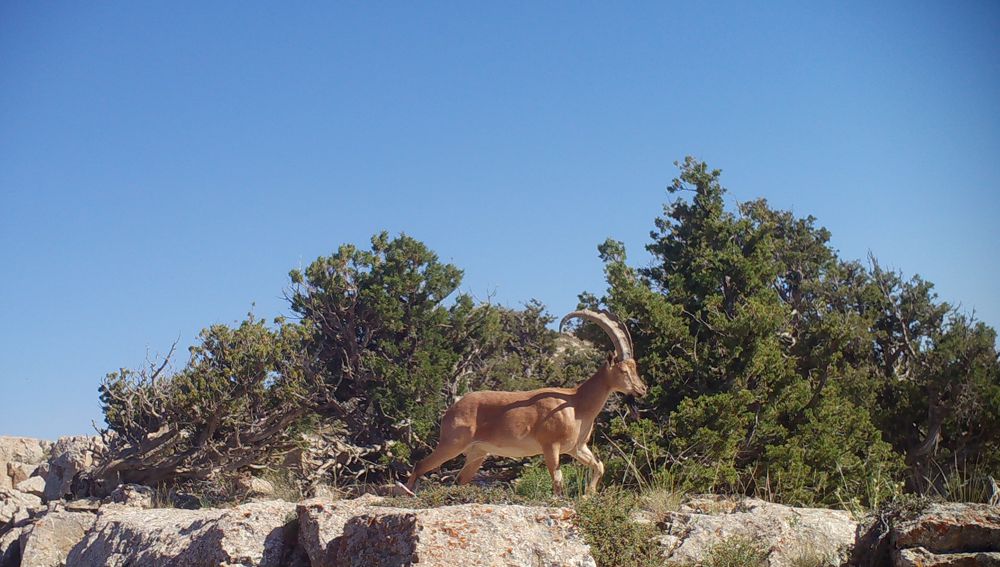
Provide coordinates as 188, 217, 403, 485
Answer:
405, 360, 643, 495
443, 384, 603, 459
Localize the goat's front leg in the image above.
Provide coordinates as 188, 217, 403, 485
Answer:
570, 443, 604, 496
542, 444, 563, 496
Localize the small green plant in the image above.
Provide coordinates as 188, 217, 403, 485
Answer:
703, 535, 768, 567
574, 488, 660, 567
514, 459, 588, 500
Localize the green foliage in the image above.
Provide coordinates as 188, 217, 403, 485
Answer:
573, 488, 660, 567
99, 231, 588, 491
581, 156, 1000, 507
513, 460, 589, 500
287, 232, 590, 480
97, 314, 320, 488
97, 157, 998, 510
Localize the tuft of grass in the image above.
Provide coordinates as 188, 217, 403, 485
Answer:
786, 548, 833, 567
921, 457, 997, 504
703, 535, 768, 567
637, 487, 684, 522
148, 484, 208, 509
150, 484, 175, 509
261, 468, 303, 503
574, 488, 660, 567
833, 460, 903, 519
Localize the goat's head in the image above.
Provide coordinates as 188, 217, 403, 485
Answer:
560, 309, 647, 397
607, 356, 647, 397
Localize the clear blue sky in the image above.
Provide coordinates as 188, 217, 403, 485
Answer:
2, 3, 998, 440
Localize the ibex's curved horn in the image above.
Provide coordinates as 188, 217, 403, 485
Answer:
560, 309, 633, 361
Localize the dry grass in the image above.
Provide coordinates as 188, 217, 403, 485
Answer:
703, 535, 768, 567
260, 468, 303, 503
786, 548, 834, 567
637, 487, 684, 521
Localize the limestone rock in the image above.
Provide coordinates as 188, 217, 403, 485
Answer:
0, 488, 42, 526
896, 546, 1000, 566
0, 524, 26, 567
296, 494, 383, 566
43, 436, 103, 502
892, 502, 1000, 555
64, 498, 102, 513
103, 484, 155, 509
19, 510, 95, 567
0, 438, 51, 494
297, 496, 595, 567
0, 438, 51, 467
66, 499, 297, 566
7, 462, 38, 487
234, 475, 276, 498
657, 497, 857, 567
31, 463, 48, 482
15, 477, 46, 498
251, 477, 276, 497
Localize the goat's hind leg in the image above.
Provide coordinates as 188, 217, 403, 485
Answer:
457, 449, 487, 485
542, 444, 564, 497
405, 431, 471, 491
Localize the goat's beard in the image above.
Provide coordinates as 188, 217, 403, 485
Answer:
626, 396, 640, 421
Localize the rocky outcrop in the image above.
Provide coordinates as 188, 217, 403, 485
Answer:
0, 489, 41, 527
2, 444, 997, 567
66, 500, 298, 567
42, 436, 103, 502
896, 546, 1000, 566
892, 502, 1000, 553
296, 493, 382, 564
5, 465, 36, 490
234, 475, 276, 499
0, 524, 26, 567
297, 495, 595, 567
0, 440, 51, 469
102, 484, 154, 509
849, 501, 1000, 566
890, 502, 1000, 566
0, 439, 51, 493
18, 510, 95, 567
10, 481, 42, 501
654, 496, 858, 567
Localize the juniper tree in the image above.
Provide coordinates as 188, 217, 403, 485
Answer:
580, 157, 999, 505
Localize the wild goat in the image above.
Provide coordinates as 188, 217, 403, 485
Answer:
404, 310, 646, 496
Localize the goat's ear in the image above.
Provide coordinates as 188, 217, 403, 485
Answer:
606, 352, 618, 366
